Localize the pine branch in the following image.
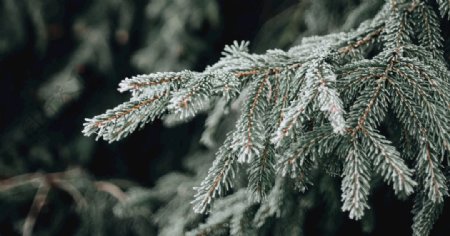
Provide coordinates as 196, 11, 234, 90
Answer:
232, 74, 271, 163
364, 128, 416, 195
118, 72, 187, 96
278, 126, 340, 180
83, 92, 169, 142
200, 99, 228, 148
252, 177, 285, 227
248, 143, 275, 202
167, 73, 212, 119
272, 60, 345, 145
191, 135, 237, 213
338, 26, 384, 55
189, 190, 255, 236
81, 1, 450, 234
436, 0, 450, 19
412, 192, 444, 236
341, 137, 371, 220
416, 142, 448, 203
413, 3, 444, 58
348, 74, 387, 136
384, 4, 412, 49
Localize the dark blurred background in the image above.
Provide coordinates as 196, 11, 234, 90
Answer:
0, 0, 449, 235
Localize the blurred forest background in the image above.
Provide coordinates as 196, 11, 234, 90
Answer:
0, 0, 449, 235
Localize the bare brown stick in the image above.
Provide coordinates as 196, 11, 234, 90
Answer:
22, 182, 50, 236
0, 168, 83, 191
95, 181, 127, 202
52, 179, 88, 208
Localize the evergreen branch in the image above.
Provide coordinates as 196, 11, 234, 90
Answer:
384, 5, 412, 49
341, 137, 371, 220
192, 136, 237, 213
232, 74, 271, 163
392, 59, 450, 148
400, 57, 450, 104
338, 59, 386, 104
350, 76, 387, 136
314, 61, 346, 134
271, 72, 313, 144
411, 192, 444, 236
338, 62, 386, 78
189, 222, 229, 236
248, 143, 275, 202
364, 128, 416, 195
338, 26, 384, 55
229, 206, 256, 236
80, 1, 450, 233
189, 190, 254, 236
118, 72, 187, 97
235, 70, 259, 78
413, 4, 444, 58
167, 74, 212, 119
200, 99, 227, 148
416, 142, 448, 203
278, 126, 340, 179
350, 48, 401, 137
272, 60, 345, 145
402, 45, 450, 91
232, 63, 302, 80
212, 72, 241, 102
83, 92, 168, 142
253, 177, 285, 227
92, 95, 163, 126
388, 78, 428, 138
436, 0, 450, 19
389, 0, 399, 12
273, 76, 291, 128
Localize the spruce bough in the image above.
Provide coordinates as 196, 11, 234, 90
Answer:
83, 1, 450, 235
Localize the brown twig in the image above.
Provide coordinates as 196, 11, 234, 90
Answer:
94, 92, 166, 127
338, 27, 384, 55
95, 181, 127, 202
0, 168, 134, 235
128, 76, 183, 90
52, 179, 88, 208
234, 63, 302, 79
22, 182, 50, 236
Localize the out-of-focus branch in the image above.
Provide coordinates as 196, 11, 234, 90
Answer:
95, 181, 127, 202
0, 167, 128, 235
0, 168, 82, 191
22, 182, 50, 236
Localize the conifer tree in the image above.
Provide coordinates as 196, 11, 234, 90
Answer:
84, 0, 450, 235
1, 0, 450, 235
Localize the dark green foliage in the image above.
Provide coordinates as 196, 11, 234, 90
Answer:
84, 0, 450, 235
2, 0, 450, 235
